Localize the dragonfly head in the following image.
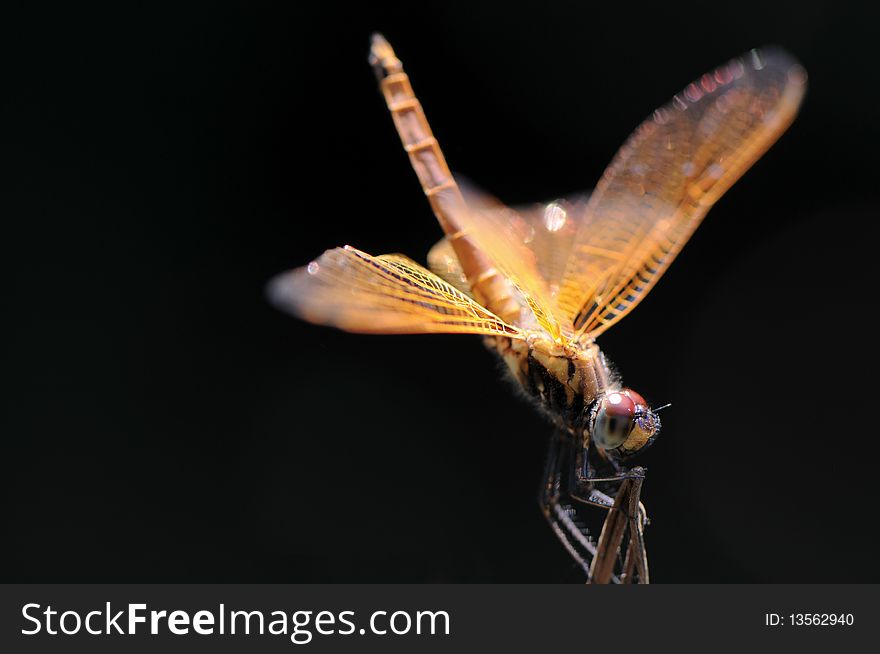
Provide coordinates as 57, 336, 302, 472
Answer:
589, 388, 660, 458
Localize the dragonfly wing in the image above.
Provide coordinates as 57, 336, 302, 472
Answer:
556, 48, 806, 339
434, 182, 595, 339
434, 185, 576, 340
427, 237, 473, 297
269, 245, 524, 337
458, 182, 591, 296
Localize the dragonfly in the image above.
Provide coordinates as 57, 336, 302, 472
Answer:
269, 34, 806, 583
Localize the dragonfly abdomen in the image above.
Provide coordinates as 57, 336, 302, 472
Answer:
369, 34, 522, 325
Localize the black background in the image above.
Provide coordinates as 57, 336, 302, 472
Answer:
4, 1, 879, 582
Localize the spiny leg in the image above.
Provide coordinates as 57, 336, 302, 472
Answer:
368, 34, 520, 323
539, 435, 595, 576
540, 433, 650, 583
573, 449, 650, 584
567, 443, 645, 513
539, 433, 621, 582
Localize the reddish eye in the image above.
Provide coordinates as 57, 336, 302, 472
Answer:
605, 392, 636, 419
591, 388, 660, 454
592, 392, 637, 450
624, 389, 648, 409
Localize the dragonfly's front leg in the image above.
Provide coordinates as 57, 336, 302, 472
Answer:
569, 454, 648, 525
540, 432, 649, 583
569, 453, 650, 583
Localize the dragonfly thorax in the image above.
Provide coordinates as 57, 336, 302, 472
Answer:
489, 335, 660, 458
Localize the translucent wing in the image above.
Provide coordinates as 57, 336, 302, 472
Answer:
427, 237, 473, 297
459, 183, 592, 294
268, 245, 524, 337
428, 186, 590, 306
433, 185, 590, 340
511, 197, 588, 291
558, 48, 807, 339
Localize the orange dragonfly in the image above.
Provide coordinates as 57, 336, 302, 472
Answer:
269, 34, 806, 583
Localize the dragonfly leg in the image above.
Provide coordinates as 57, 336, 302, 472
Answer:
573, 472, 647, 518
540, 433, 649, 583
569, 450, 648, 523
539, 433, 619, 581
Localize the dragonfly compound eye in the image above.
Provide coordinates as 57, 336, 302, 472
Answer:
592, 392, 636, 449
590, 389, 661, 456
623, 389, 648, 408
